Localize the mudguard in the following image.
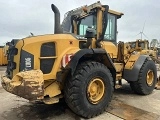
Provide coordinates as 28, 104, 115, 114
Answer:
123, 55, 149, 82
68, 48, 116, 79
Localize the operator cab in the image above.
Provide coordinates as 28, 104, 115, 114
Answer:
61, 2, 123, 44
129, 40, 149, 50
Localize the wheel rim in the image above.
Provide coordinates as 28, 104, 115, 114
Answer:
87, 78, 105, 104
146, 70, 154, 86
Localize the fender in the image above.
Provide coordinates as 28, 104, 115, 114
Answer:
68, 48, 116, 79
123, 55, 150, 82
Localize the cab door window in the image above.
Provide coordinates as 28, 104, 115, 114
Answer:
104, 13, 116, 42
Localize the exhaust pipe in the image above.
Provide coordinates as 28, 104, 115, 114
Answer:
51, 4, 62, 34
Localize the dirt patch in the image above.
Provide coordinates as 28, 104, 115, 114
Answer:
107, 98, 160, 120
1, 99, 74, 120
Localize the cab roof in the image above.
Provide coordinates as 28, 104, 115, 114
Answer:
108, 9, 124, 19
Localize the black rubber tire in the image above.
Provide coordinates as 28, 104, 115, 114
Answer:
130, 59, 157, 95
64, 61, 114, 118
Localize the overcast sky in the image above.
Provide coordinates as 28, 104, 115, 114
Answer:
0, 0, 160, 45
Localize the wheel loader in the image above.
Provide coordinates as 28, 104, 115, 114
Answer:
1, 1, 158, 118
127, 39, 160, 89
0, 46, 8, 66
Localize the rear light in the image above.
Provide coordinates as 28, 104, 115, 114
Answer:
61, 54, 74, 68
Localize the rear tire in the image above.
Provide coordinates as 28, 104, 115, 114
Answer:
64, 61, 114, 118
130, 59, 157, 95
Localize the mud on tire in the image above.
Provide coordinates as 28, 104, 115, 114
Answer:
64, 61, 114, 118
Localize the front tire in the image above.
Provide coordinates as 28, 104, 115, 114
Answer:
130, 59, 157, 95
64, 61, 114, 118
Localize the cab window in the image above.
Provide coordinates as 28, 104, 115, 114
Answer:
104, 13, 116, 41
78, 15, 97, 35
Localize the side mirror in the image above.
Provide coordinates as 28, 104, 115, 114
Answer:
85, 27, 96, 38
83, 27, 96, 48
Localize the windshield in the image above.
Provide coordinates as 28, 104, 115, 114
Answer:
138, 42, 145, 49
78, 15, 97, 35
130, 42, 136, 48
61, 14, 97, 36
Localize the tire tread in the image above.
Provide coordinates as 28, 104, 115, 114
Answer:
64, 61, 114, 118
